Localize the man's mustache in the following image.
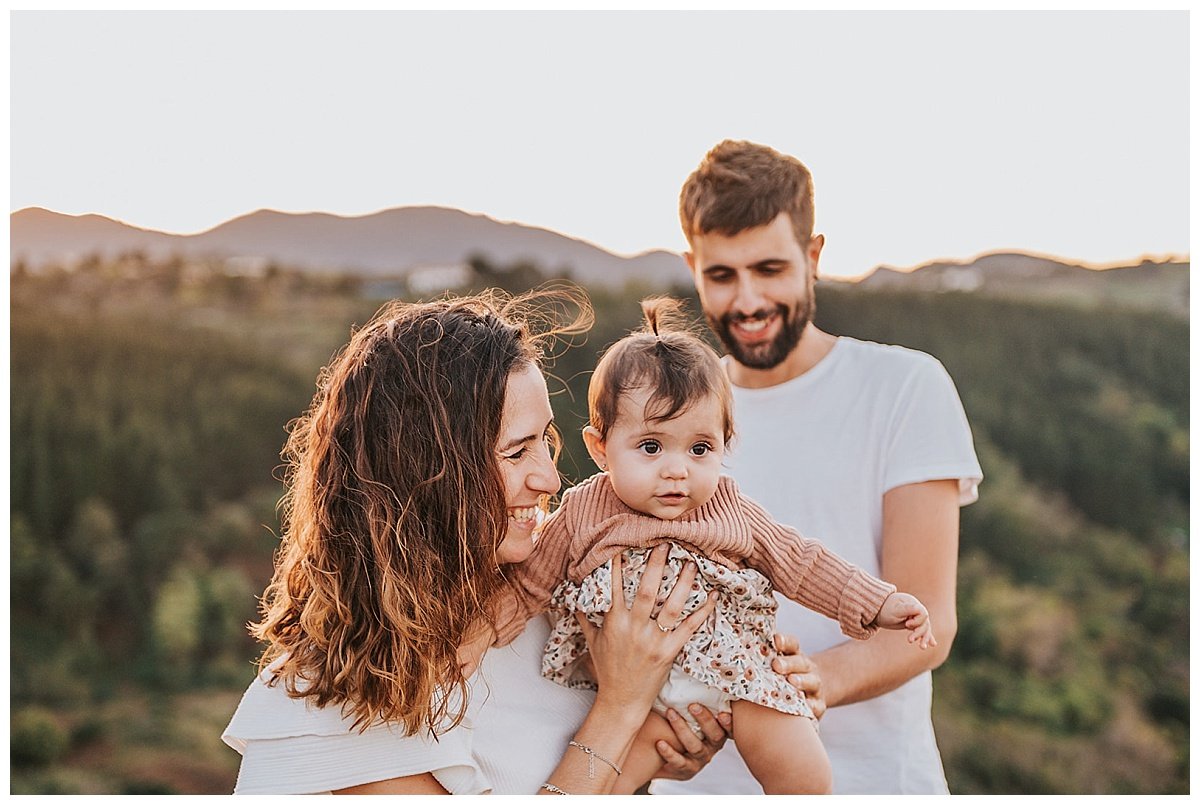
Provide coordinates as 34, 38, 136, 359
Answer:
725, 305, 787, 325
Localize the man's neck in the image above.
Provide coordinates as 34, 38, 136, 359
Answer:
726, 324, 838, 389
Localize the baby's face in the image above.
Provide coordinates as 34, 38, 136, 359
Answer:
599, 387, 726, 520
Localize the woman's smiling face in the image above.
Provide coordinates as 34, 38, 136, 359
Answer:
494, 362, 561, 565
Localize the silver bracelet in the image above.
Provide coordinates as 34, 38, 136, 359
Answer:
568, 739, 623, 779
540, 782, 570, 795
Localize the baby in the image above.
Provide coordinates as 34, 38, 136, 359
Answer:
482, 298, 934, 794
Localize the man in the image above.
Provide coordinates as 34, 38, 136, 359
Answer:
653, 140, 982, 794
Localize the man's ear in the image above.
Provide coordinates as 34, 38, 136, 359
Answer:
582, 426, 608, 471
807, 233, 825, 278
684, 250, 696, 273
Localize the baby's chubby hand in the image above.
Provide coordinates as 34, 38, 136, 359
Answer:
873, 592, 936, 650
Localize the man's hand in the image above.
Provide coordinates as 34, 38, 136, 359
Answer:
653, 705, 731, 780
771, 633, 826, 720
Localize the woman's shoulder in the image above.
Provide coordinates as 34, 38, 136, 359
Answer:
223, 664, 472, 746
222, 669, 356, 748
222, 670, 488, 794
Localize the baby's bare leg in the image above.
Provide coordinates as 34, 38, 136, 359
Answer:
730, 699, 831, 794
621, 711, 677, 789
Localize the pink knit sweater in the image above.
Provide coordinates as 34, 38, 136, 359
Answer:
493, 473, 895, 646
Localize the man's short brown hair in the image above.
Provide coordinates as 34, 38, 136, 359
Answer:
679, 139, 815, 247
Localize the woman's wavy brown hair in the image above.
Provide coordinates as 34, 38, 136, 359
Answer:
252, 286, 591, 736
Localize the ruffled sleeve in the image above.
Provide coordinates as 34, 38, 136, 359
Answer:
222, 671, 489, 795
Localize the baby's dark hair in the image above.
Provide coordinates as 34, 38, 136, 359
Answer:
588, 297, 734, 443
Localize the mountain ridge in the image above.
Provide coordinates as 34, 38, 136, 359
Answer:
10, 206, 1189, 311
10, 205, 690, 289
850, 249, 1188, 316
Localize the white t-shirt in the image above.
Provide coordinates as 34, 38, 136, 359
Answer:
222, 616, 594, 794
654, 336, 982, 795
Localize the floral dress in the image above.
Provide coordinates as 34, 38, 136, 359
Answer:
540, 541, 813, 718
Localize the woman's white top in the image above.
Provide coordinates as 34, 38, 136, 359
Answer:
222, 617, 595, 794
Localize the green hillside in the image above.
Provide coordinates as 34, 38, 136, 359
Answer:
8, 256, 1189, 794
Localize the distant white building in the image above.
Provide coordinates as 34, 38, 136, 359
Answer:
938, 266, 983, 292
406, 263, 472, 295
224, 255, 270, 277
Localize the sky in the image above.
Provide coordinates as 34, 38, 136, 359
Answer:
9, 9, 1192, 279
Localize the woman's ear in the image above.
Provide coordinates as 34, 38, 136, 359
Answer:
582, 426, 608, 471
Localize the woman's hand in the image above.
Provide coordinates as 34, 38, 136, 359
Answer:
772, 633, 826, 720
545, 546, 719, 795
577, 545, 717, 715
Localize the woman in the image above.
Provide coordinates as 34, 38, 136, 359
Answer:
222, 288, 728, 794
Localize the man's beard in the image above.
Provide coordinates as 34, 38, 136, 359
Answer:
710, 295, 814, 370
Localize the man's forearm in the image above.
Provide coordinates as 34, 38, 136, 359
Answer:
813, 621, 956, 709
813, 479, 961, 709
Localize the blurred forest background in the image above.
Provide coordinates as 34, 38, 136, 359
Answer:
9, 251, 1189, 794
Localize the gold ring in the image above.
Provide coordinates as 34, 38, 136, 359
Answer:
655, 620, 674, 633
